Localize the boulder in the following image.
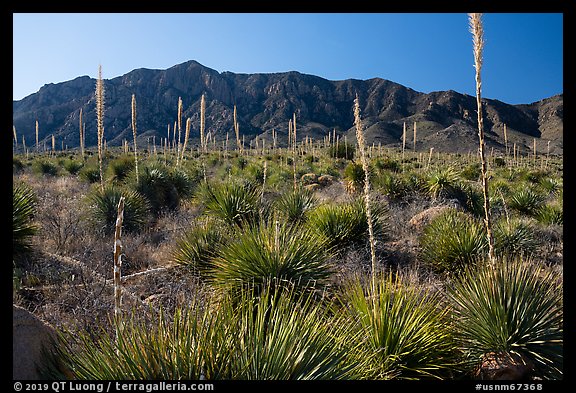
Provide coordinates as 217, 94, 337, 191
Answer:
408, 205, 452, 232
13, 305, 58, 379
476, 352, 534, 380
317, 175, 335, 186
304, 183, 321, 192
300, 173, 318, 185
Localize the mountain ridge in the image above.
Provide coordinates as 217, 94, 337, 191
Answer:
12, 60, 563, 154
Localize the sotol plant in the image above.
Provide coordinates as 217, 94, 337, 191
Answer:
274, 186, 318, 223
419, 209, 487, 273
211, 220, 333, 295
13, 182, 38, 255
85, 185, 150, 235
342, 272, 458, 379
196, 180, 262, 228
52, 281, 356, 380
449, 258, 563, 379
172, 219, 228, 275
307, 198, 388, 252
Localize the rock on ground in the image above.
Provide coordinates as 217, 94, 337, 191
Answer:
13, 305, 58, 380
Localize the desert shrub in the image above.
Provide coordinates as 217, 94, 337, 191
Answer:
211, 221, 333, 295
79, 164, 101, 183
493, 156, 506, 167
373, 157, 400, 173
62, 159, 84, 175
85, 185, 151, 235
13, 157, 25, 172
132, 163, 190, 216
426, 167, 460, 199
508, 187, 546, 217
536, 203, 563, 226
235, 156, 248, 170
171, 219, 228, 274
274, 187, 318, 223
448, 258, 563, 379
538, 177, 562, 196
196, 180, 262, 228
419, 209, 487, 273
344, 162, 367, 192
489, 178, 512, 196
32, 159, 59, 176
245, 163, 265, 185
13, 182, 38, 255
307, 198, 388, 251
169, 166, 197, 200
342, 273, 458, 379
522, 169, 548, 184
460, 163, 481, 181
493, 218, 537, 258
106, 155, 135, 183
453, 182, 484, 217
220, 282, 354, 379
53, 282, 353, 380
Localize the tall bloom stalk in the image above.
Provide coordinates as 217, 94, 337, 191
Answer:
469, 13, 495, 264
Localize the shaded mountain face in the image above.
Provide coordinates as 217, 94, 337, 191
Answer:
13, 60, 563, 154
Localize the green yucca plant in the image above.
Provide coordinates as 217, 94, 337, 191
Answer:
522, 169, 548, 185
373, 157, 401, 173
79, 162, 102, 183
460, 163, 481, 181
455, 182, 485, 217
489, 178, 512, 196
169, 166, 197, 200
53, 281, 355, 380
52, 301, 232, 380
307, 199, 388, 251
419, 209, 487, 273
448, 258, 563, 379
274, 186, 318, 223
85, 185, 150, 235
62, 159, 84, 175
493, 218, 537, 258
171, 219, 228, 274
538, 177, 562, 196
536, 203, 563, 225
106, 155, 135, 183
344, 161, 367, 192
211, 220, 333, 295
508, 187, 546, 217
375, 172, 410, 201
197, 180, 261, 228
426, 166, 460, 199
13, 182, 38, 255
132, 163, 187, 216
245, 163, 265, 185
342, 273, 458, 379
32, 158, 59, 176
221, 281, 356, 379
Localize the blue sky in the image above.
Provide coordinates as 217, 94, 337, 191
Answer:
13, 13, 563, 104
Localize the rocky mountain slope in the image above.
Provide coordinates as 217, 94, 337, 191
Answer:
13, 60, 563, 154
